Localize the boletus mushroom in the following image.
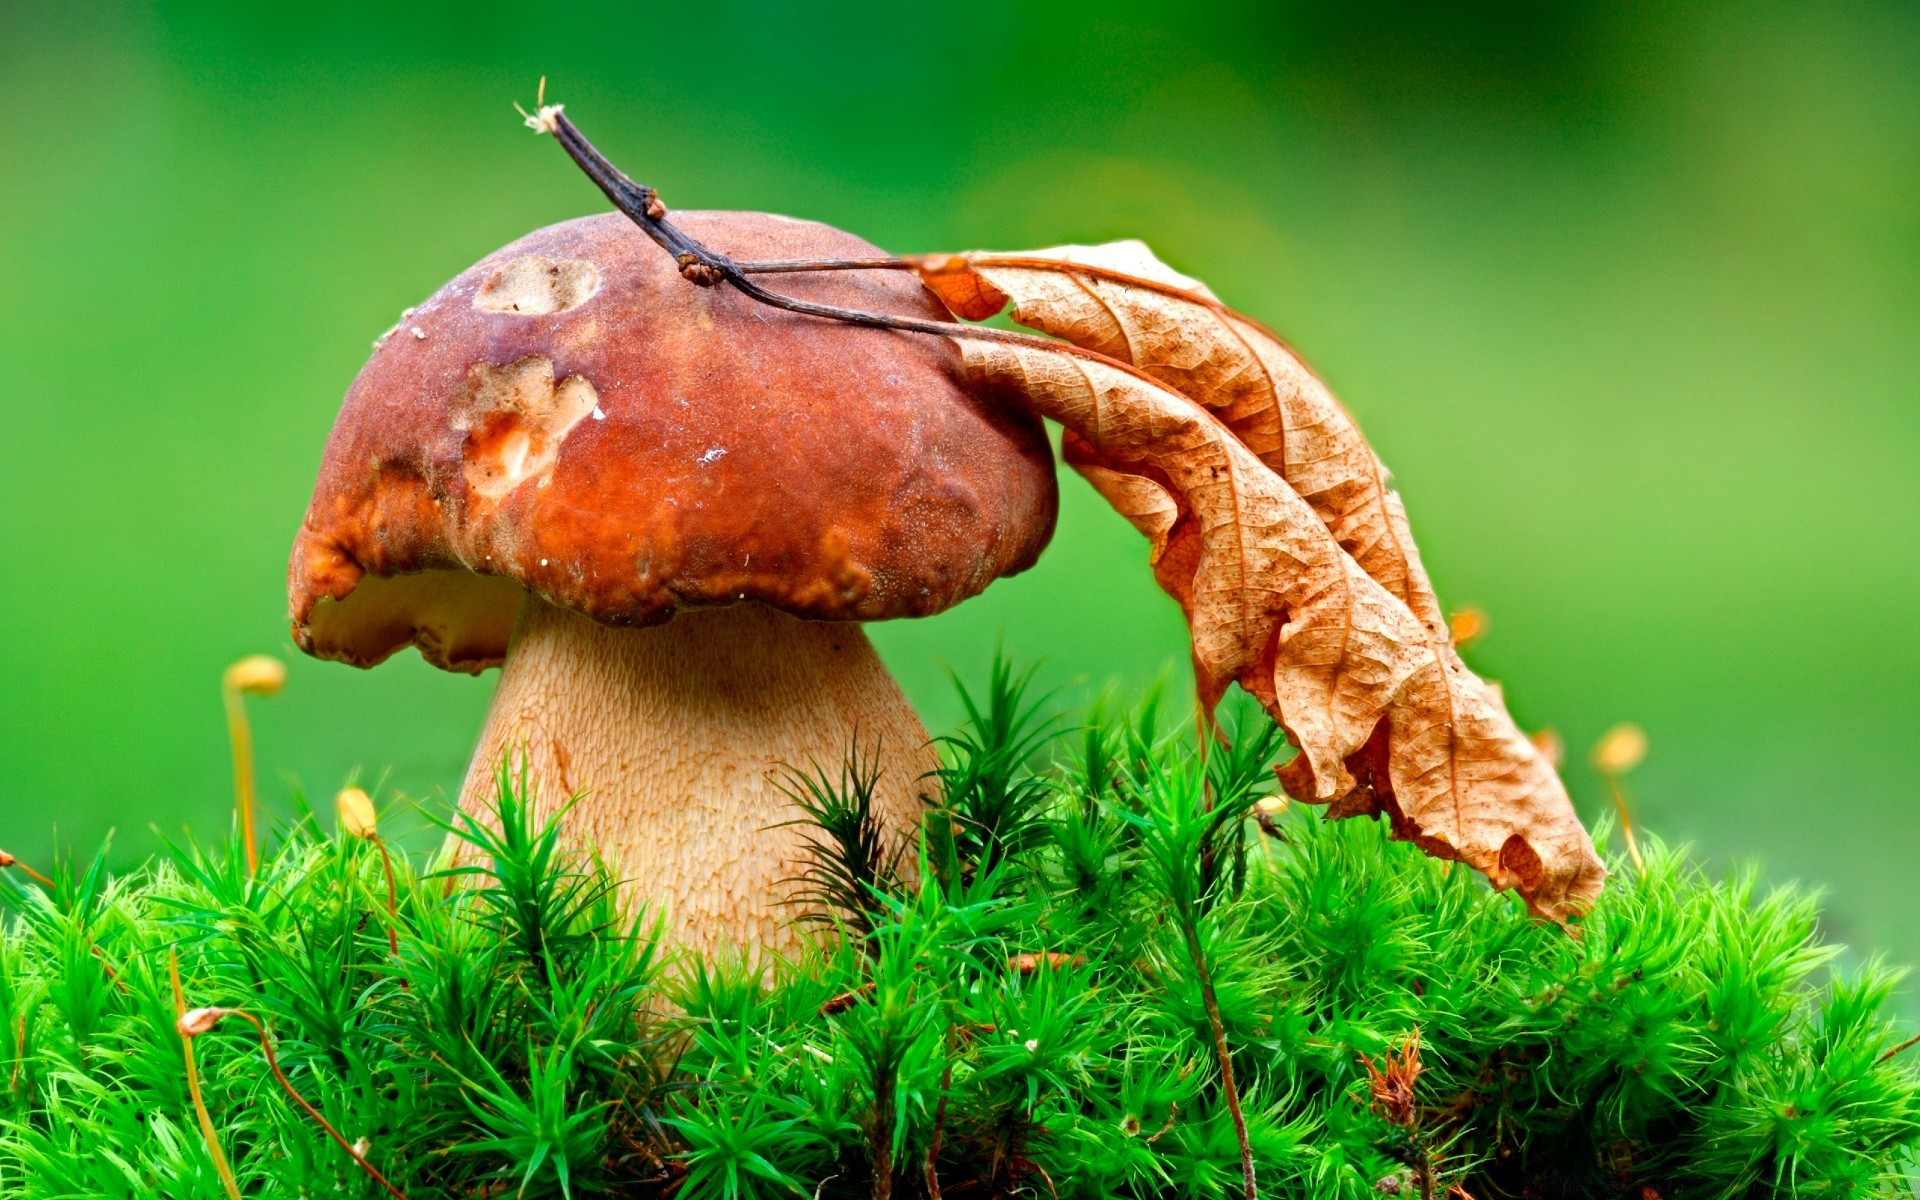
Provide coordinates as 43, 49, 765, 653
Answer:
289, 212, 1058, 956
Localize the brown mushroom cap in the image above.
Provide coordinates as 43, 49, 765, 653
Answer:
290, 212, 1059, 673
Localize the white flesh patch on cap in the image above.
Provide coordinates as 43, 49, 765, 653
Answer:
473, 254, 602, 315
459, 357, 600, 500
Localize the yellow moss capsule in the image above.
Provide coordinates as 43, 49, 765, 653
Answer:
1591, 723, 1648, 776
176, 1007, 227, 1038
335, 787, 379, 841
223, 654, 287, 696
1448, 605, 1488, 649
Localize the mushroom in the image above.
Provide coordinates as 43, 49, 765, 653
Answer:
288, 212, 1057, 956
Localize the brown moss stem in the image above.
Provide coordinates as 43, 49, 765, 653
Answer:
1602, 772, 1646, 872
1184, 924, 1257, 1200
0, 850, 52, 889
1878, 1030, 1920, 1066
925, 1048, 954, 1200
178, 1006, 411, 1200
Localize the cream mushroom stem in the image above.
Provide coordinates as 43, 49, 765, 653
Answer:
457, 595, 936, 959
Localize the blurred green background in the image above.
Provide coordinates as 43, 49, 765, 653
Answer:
2, 2, 1917, 972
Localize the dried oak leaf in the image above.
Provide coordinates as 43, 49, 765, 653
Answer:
942, 330, 1602, 920
916, 242, 1446, 641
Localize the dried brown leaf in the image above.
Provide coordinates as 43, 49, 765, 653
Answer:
917, 243, 1445, 640
950, 335, 1602, 919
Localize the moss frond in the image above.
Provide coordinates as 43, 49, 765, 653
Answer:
0, 667, 1914, 1198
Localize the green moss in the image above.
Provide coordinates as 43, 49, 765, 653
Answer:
1, 673, 1915, 1198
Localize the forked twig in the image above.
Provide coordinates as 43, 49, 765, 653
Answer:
523, 102, 1185, 384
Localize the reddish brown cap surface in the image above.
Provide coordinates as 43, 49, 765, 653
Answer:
290, 212, 1058, 673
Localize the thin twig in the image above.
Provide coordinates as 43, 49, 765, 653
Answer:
179, 1006, 411, 1200
736, 257, 909, 273
171, 952, 243, 1200
925, 252, 1315, 353
527, 105, 1182, 379
92, 943, 129, 993
733, 248, 1320, 367
1032, 1161, 1060, 1200
1195, 706, 1221, 893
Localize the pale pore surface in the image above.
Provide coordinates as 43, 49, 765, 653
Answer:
458, 596, 937, 958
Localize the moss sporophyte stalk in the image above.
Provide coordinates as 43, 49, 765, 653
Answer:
1, 674, 1916, 1198
220, 653, 285, 877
